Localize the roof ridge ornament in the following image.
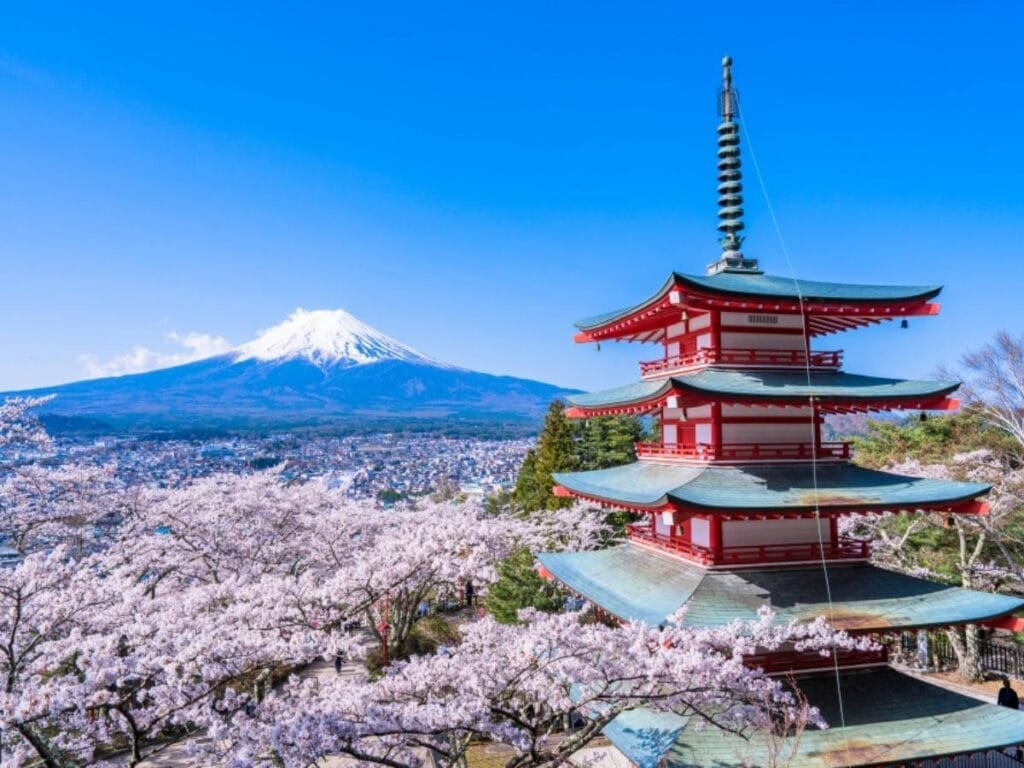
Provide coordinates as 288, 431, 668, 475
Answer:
707, 56, 761, 276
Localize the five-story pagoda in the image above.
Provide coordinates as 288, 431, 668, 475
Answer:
537, 58, 1024, 768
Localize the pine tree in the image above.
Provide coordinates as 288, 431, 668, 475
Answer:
513, 402, 646, 512
484, 547, 564, 624
532, 400, 579, 510
512, 449, 543, 512
576, 416, 643, 470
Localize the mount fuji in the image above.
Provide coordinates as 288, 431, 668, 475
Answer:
9, 309, 577, 433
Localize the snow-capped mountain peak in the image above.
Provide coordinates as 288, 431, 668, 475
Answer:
233, 308, 433, 367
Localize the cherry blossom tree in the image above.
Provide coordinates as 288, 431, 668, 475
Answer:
0, 399, 862, 767
204, 607, 866, 768
854, 452, 1024, 680
0, 397, 54, 452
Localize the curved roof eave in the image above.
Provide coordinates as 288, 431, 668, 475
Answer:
553, 462, 990, 513
567, 371, 961, 411
574, 271, 943, 333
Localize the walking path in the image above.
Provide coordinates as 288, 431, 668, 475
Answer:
896, 662, 1024, 705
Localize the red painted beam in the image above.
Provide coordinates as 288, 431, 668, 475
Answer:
552, 485, 573, 498
958, 500, 990, 516
982, 615, 1024, 632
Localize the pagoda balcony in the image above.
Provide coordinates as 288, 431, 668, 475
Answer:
635, 441, 851, 463
627, 524, 871, 567
744, 646, 889, 675
639, 348, 842, 378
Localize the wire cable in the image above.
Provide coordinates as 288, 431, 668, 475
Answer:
736, 94, 851, 750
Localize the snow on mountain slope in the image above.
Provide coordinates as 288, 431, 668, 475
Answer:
233, 308, 437, 368
6, 307, 578, 431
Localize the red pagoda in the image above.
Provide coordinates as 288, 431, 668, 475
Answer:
537, 58, 1024, 767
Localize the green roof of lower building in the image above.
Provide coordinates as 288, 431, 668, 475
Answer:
607, 667, 1024, 768
566, 370, 959, 409
553, 461, 988, 511
575, 271, 942, 331
536, 543, 1024, 631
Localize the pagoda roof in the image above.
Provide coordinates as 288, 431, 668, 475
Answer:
552, 461, 988, 513
575, 270, 942, 332
566, 370, 959, 413
536, 543, 1024, 631
605, 667, 1024, 768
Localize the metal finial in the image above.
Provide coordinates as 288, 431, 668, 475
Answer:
720, 56, 734, 122
705, 55, 759, 275
707, 56, 758, 275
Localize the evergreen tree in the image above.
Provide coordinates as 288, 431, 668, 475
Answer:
513, 401, 646, 512
484, 547, 564, 624
576, 416, 644, 470
528, 400, 580, 511
512, 449, 543, 512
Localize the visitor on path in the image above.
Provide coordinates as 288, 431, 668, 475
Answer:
464, 580, 475, 608
997, 676, 1019, 709
417, 599, 429, 617
334, 651, 345, 675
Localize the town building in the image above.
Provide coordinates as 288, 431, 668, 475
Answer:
538, 58, 1024, 767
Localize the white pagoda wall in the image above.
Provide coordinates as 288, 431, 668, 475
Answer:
719, 311, 805, 352
691, 517, 710, 547
721, 518, 831, 547
721, 422, 814, 444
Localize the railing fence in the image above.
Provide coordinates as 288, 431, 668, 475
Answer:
898, 631, 1024, 680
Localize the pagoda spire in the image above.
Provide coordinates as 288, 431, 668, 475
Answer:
707, 56, 760, 275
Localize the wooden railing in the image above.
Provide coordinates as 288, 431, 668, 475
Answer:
635, 441, 851, 462
639, 348, 842, 376
628, 526, 713, 563
627, 526, 870, 566
745, 646, 888, 675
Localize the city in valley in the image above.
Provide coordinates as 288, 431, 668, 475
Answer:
37, 431, 532, 501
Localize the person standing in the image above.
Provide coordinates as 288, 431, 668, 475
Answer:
998, 676, 1020, 709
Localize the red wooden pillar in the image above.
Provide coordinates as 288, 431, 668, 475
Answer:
709, 515, 722, 560
712, 402, 723, 454
801, 307, 812, 362
829, 515, 839, 546
812, 397, 822, 456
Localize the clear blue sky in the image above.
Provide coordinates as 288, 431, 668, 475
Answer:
1, 2, 1022, 391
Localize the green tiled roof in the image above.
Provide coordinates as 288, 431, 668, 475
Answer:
607, 668, 1024, 768
538, 545, 704, 626
602, 709, 688, 768
553, 461, 988, 511
575, 271, 942, 331
537, 544, 1024, 631
566, 370, 959, 409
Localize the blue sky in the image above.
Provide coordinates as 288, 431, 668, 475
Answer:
1, 2, 1022, 391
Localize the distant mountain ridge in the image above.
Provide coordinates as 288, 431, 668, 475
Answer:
8, 309, 577, 433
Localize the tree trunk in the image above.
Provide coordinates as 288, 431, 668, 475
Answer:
947, 624, 984, 682
14, 723, 66, 768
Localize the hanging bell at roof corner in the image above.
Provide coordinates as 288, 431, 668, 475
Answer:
595, 342, 601, 352
900, 318, 909, 329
